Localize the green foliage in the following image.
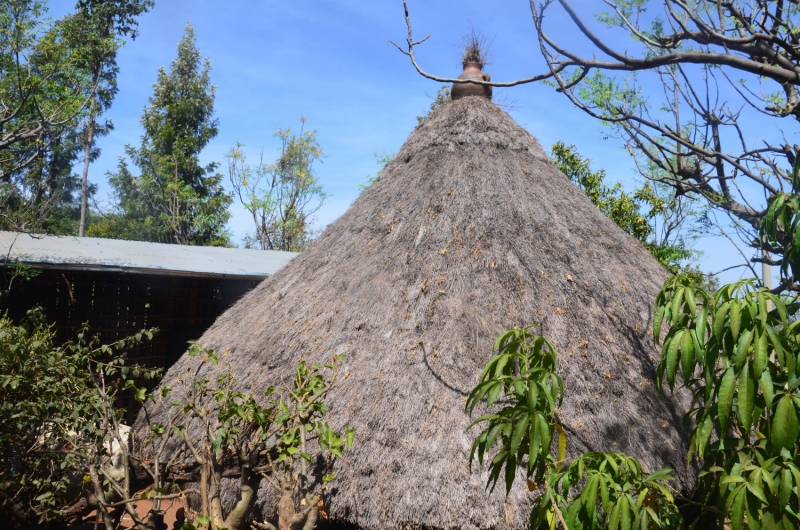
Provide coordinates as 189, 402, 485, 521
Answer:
416, 85, 451, 124
0, 1, 106, 233
552, 141, 652, 242
0, 2, 94, 176
761, 157, 800, 282
552, 142, 710, 284
466, 326, 564, 494
145, 346, 354, 530
71, 0, 154, 236
532, 453, 681, 530
467, 325, 680, 530
358, 151, 394, 191
226, 118, 327, 251
654, 274, 800, 529
106, 23, 232, 246
0, 308, 158, 525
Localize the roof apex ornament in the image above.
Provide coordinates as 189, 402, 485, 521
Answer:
451, 62, 492, 101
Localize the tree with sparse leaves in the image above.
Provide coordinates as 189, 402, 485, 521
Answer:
0, 0, 135, 234
226, 118, 326, 252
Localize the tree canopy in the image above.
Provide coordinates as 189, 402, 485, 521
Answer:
104, 22, 231, 246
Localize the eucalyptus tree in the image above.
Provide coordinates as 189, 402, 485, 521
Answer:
108, 23, 231, 246
73, 0, 153, 236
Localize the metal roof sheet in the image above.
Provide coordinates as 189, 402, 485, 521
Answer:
0, 232, 297, 279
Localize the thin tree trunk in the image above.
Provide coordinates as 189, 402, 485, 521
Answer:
79, 106, 96, 237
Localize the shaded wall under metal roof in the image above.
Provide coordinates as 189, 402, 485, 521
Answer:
0, 232, 297, 279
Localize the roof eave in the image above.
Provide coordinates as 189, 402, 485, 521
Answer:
0, 259, 271, 281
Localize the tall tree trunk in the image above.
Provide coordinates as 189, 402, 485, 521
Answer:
79, 112, 95, 237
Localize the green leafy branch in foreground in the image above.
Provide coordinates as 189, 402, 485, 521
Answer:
655, 276, 800, 530
466, 325, 682, 530
0, 308, 160, 527
465, 326, 565, 494
532, 453, 681, 530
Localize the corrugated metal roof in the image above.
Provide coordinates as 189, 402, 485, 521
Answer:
0, 232, 297, 279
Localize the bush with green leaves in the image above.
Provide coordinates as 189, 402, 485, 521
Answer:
465, 327, 565, 494
465, 154, 800, 530
655, 276, 800, 530
469, 268, 800, 528
139, 345, 355, 530
532, 453, 680, 530
0, 308, 158, 528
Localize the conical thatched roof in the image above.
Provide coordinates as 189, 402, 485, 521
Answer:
139, 97, 693, 530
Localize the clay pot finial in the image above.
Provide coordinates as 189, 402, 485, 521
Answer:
451, 62, 492, 100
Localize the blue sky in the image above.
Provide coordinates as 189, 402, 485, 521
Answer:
51, 0, 781, 285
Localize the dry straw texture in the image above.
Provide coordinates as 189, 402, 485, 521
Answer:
139, 96, 694, 530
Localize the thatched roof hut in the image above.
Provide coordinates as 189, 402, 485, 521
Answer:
140, 96, 693, 529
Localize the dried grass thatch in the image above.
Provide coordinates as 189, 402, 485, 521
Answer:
138, 96, 694, 530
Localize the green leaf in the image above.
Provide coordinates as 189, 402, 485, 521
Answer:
754, 327, 768, 375
530, 414, 542, 464
510, 416, 529, 455
681, 329, 695, 379
609, 501, 621, 530
345, 427, 356, 448
686, 287, 697, 315
718, 367, 736, 435
696, 306, 708, 343
666, 330, 683, 389
734, 327, 753, 370
738, 362, 755, 434
714, 302, 730, 341
487, 382, 502, 407
762, 370, 775, 411
322, 473, 337, 484
779, 467, 792, 510
653, 305, 666, 342
765, 324, 784, 367
582, 475, 599, 510
504, 454, 517, 497
207, 350, 219, 366
730, 301, 742, 342
746, 490, 762, 530
771, 395, 799, 452
620, 495, 631, 530
671, 288, 686, 322
555, 423, 566, 472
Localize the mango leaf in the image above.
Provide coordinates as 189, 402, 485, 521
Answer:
730, 488, 746, 530
718, 367, 736, 435
771, 395, 799, 452
730, 301, 742, 342
714, 302, 730, 341
666, 331, 683, 389
681, 330, 695, 379
555, 423, 566, 472
510, 416, 529, 455
737, 363, 755, 434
